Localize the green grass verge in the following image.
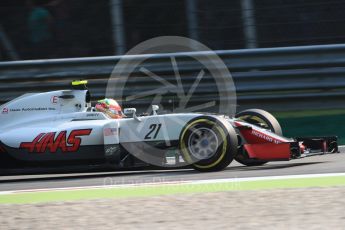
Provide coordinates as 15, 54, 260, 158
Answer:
1, 175, 345, 204
272, 109, 345, 144
273, 109, 345, 118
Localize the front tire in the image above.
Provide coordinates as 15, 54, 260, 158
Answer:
235, 109, 282, 166
236, 109, 282, 135
179, 116, 238, 172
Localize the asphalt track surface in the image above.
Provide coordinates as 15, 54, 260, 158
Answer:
1, 147, 344, 192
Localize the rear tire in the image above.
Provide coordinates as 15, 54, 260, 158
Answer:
235, 109, 282, 166
179, 116, 238, 172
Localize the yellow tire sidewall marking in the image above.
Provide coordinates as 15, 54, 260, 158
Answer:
179, 119, 228, 169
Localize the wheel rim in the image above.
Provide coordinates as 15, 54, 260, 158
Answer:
187, 127, 219, 160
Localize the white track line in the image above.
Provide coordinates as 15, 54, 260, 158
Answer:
1, 172, 345, 196
1, 146, 344, 195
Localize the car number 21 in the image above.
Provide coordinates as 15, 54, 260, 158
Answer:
144, 123, 162, 139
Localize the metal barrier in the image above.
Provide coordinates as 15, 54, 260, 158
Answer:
1, 43, 345, 112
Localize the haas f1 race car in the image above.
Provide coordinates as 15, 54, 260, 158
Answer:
0, 81, 338, 174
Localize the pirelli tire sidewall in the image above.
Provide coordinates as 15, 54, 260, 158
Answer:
179, 116, 237, 172
235, 109, 283, 136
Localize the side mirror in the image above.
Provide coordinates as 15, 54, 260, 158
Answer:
152, 105, 159, 115
124, 108, 136, 115
124, 108, 141, 122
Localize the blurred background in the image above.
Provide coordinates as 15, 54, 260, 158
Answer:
1, 0, 345, 60
1, 0, 345, 142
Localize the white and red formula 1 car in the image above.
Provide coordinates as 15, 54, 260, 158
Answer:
0, 81, 338, 174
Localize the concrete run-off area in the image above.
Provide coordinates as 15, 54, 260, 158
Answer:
1, 186, 344, 229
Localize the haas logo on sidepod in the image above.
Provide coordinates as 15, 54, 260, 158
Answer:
20, 129, 92, 153
2, 108, 8, 114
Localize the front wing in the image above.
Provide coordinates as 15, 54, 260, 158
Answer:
244, 136, 338, 161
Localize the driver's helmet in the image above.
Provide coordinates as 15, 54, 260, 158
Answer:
95, 98, 124, 119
